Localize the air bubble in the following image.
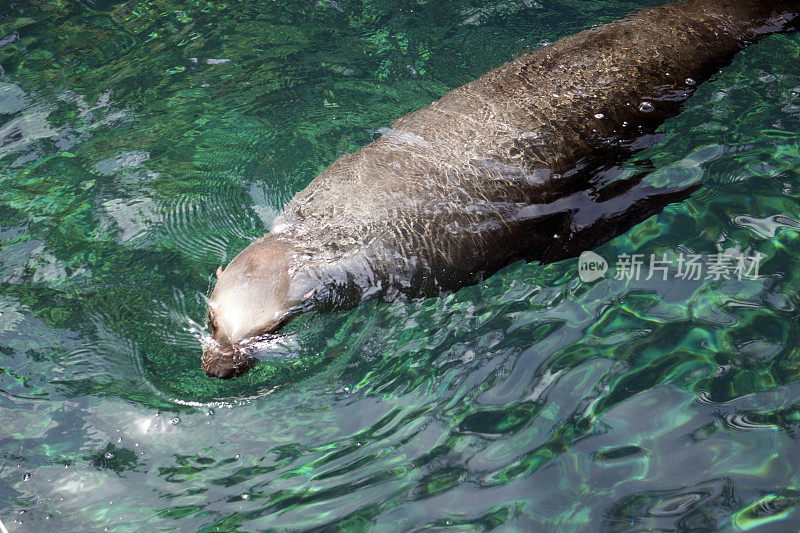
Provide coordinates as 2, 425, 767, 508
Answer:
639, 101, 654, 112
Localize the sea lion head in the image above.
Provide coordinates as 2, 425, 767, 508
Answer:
201, 235, 312, 379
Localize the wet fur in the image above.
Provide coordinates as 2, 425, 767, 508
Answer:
203, 0, 800, 378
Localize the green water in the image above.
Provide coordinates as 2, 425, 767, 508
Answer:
2, 0, 800, 530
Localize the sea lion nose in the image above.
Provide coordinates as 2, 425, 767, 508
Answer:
201, 344, 257, 379
203, 358, 237, 379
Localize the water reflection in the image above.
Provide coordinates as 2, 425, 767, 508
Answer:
2, 0, 800, 530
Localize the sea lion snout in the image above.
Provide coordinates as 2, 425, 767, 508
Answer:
202, 235, 309, 378
201, 338, 257, 379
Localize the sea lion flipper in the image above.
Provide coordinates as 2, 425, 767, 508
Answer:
553, 180, 702, 262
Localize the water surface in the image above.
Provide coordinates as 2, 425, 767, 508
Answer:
2, 0, 800, 530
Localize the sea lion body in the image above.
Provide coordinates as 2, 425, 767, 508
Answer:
203, 0, 800, 378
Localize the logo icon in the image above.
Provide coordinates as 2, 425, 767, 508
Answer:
578, 251, 608, 283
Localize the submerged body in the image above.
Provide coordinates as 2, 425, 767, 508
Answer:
203, 0, 800, 378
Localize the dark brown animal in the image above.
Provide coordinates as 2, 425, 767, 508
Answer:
203, 0, 800, 378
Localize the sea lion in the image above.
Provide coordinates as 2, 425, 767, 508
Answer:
202, 0, 800, 378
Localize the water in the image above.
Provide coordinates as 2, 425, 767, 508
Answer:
2, 0, 800, 530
